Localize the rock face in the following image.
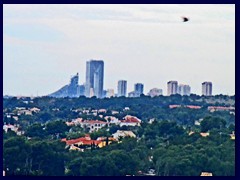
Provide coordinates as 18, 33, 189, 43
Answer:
48, 73, 85, 98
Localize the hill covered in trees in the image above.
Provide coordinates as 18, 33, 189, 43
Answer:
3, 95, 235, 176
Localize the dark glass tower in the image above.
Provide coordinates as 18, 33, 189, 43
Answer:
85, 60, 104, 98
134, 83, 144, 97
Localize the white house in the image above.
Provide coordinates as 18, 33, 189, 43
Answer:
79, 120, 108, 132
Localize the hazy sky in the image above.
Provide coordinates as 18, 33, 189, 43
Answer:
3, 4, 235, 96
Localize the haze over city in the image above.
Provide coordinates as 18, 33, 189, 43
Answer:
3, 4, 235, 96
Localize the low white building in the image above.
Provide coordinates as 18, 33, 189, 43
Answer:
105, 116, 120, 125
3, 124, 23, 135
111, 110, 119, 115
98, 109, 107, 113
79, 120, 108, 132
30, 107, 41, 113
3, 124, 18, 133
112, 130, 136, 140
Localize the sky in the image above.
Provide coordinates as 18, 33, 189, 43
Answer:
3, 4, 235, 96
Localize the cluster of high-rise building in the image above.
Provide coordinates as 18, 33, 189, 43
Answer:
167, 80, 212, 96
167, 81, 191, 96
49, 60, 213, 98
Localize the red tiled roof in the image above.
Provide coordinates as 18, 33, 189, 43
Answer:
186, 105, 201, 109
61, 137, 102, 146
82, 120, 107, 124
208, 106, 235, 110
62, 137, 88, 145
121, 116, 140, 123
169, 105, 181, 108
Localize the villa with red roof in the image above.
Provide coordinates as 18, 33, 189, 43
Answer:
79, 120, 108, 132
119, 115, 141, 127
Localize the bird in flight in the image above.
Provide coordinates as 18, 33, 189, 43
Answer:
182, 16, 189, 22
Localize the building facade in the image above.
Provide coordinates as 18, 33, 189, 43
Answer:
134, 83, 144, 97
68, 73, 79, 97
48, 73, 79, 98
85, 60, 104, 98
202, 82, 212, 96
106, 89, 115, 98
178, 84, 191, 96
148, 88, 163, 97
128, 91, 136, 97
117, 80, 127, 97
78, 84, 85, 96
167, 81, 178, 96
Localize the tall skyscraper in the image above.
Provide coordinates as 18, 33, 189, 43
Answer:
202, 82, 212, 96
148, 88, 163, 97
85, 60, 104, 98
134, 83, 144, 97
117, 80, 127, 97
167, 81, 178, 95
178, 84, 191, 96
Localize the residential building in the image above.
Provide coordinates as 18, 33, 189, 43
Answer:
119, 115, 141, 127
79, 120, 108, 132
78, 84, 85, 96
89, 88, 94, 98
112, 130, 136, 140
128, 91, 136, 97
117, 80, 127, 97
106, 89, 115, 98
202, 81, 212, 96
200, 172, 213, 176
148, 88, 163, 97
208, 106, 235, 112
85, 60, 104, 98
200, 132, 210, 137
103, 90, 107, 98
178, 84, 191, 96
230, 131, 235, 140
134, 83, 144, 97
167, 81, 178, 95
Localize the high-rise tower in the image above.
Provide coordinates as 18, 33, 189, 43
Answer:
202, 82, 212, 96
167, 81, 178, 95
178, 84, 191, 96
134, 83, 144, 97
85, 60, 104, 98
117, 80, 127, 97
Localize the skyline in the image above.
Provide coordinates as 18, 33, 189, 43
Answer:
3, 4, 235, 96
36, 66, 218, 97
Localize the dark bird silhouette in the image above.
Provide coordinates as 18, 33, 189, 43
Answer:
182, 16, 189, 22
